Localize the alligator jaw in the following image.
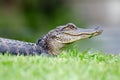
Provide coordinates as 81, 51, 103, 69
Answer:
57, 27, 103, 43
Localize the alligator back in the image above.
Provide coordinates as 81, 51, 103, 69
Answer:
0, 38, 37, 55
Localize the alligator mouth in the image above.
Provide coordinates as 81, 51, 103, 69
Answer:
64, 27, 103, 37
58, 27, 103, 43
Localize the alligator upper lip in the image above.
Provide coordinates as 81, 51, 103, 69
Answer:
65, 28, 103, 36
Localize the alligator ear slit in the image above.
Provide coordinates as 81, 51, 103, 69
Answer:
36, 38, 43, 45
36, 39, 41, 45
36, 35, 45, 45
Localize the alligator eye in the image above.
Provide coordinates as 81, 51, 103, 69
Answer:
68, 25, 75, 29
63, 25, 76, 31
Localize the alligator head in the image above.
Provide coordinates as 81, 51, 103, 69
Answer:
37, 23, 103, 55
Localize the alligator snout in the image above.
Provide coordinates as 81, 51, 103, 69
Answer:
93, 26, 103, 35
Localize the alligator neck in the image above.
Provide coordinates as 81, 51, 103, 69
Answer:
36, 35, 65, 55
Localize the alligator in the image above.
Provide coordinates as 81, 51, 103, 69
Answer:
0, 23, 103, 56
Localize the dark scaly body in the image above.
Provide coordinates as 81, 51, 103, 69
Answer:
0, 23, 103, 56
0, 38, 45, 56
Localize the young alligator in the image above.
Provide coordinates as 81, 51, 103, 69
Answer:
0, 23, 103, 56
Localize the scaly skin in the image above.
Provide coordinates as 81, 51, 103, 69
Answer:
0, 38, 42, 56
0, 23, 103, 56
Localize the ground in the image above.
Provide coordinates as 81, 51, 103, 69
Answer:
0, 50, 120, 80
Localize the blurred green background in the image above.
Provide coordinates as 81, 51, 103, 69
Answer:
0, 0, 86, 42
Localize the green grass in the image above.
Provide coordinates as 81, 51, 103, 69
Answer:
0, 50, 120, 80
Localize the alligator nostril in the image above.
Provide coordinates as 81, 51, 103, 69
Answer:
94, 26, 103, 33
95, 26, 100, 30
